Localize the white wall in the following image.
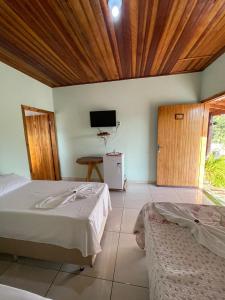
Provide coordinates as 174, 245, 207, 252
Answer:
0, 62, 54, 177
201, 53, 225, 99
53, 73, 201, 182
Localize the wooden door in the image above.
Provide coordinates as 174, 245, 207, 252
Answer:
22, 105, 61, 180
25, 114, 55, 180
157, 104, 208, 187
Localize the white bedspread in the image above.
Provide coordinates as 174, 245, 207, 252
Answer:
134, 203, 225, 300
0, 180, 111, 256
0, 284, 51, 299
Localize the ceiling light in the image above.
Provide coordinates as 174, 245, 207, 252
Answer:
111, 6, 120, 18
108, 0, 122, 21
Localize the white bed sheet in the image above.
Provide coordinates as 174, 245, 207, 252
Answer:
134, 203, 225, 300
0, 180, 111, 257
0, 284, 51, 300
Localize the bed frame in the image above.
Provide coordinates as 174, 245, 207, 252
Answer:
0, 215, 107, 267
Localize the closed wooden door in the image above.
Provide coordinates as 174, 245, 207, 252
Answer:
25, 114, 56, 180
157, 104, 208, 187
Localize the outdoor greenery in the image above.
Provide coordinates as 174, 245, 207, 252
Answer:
212, 115, 225, 146
205, 154, 225, 188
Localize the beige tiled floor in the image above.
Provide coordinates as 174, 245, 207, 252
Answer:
121, 209, 140, 233
114, 233, 148, 287
47, 272, 112, 300
0, 261, 12, 276
111, 282, 149, 300
0, 264, 57, 296
0, 184, 212, 300
105, 207, 123, 232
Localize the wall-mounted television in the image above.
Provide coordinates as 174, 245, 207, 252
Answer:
90, 110, 116, 127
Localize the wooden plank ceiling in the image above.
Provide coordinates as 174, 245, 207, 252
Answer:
0, 0, 225, 87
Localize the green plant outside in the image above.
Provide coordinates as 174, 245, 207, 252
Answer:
205, 154, 225, 188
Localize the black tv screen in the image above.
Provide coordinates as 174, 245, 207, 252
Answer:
90, 110, 116, 127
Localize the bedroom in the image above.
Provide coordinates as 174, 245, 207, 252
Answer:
0, 0, 225, 299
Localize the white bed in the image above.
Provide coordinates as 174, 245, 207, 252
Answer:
0, 284, 51, 300
0, 174, 111, 263
134, 202, 225, 300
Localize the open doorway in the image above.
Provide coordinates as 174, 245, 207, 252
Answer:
21, 105, 61, 180
204, 97, 225, 204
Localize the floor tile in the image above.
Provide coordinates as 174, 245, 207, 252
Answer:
62, 231, 119, 280
114, 233, 148, 287
148, 184, 180, 192
126, 183, 151, 194
111, 282, 149, 300
0, 253, 14, 262
176, 188, 202, 202
47, 271, 112, 300
18, 257, 62, 271
105, 208, 123, 232
110, 192, 124, 208
0, 263, 57, 296
150, 186, 177, 193
124, 193, 151, 209
176, 188, 213, 205
0, 261, 12, 275
150, 193, 180, 203
149, 185, 180, 202
121, 209, 139, 233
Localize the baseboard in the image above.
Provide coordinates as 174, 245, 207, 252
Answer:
127, 180, 155, 184
62, 177, 101, 182
62, 177, 155, 184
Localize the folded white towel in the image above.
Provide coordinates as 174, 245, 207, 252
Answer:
35, 183, 103, 209
35, 190, 77, 209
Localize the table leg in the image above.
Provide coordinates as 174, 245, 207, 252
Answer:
95, 164, 103, 182
87, 163, 94, 182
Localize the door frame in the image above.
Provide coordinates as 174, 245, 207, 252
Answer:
21, 105, 61, 180
201, 91, 225, 155
201, 92, 225, 114
201, 90, 225, 105
200, 91, 225, 185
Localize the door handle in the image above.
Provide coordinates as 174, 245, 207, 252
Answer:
157, 144, 162, 152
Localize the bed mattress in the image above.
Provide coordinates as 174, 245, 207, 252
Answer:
0, 284, 51, 300
0, 179, 111, 257
134, 203, 225, 300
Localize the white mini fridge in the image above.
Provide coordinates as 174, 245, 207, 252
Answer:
103, 153, 124, 190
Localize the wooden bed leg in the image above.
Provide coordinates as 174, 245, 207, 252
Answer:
13, 255, 18, 262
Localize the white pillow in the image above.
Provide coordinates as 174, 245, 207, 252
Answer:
0, 174, 30, 197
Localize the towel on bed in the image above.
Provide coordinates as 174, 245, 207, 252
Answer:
134, 202, 225, 259
35, 183, 104, 209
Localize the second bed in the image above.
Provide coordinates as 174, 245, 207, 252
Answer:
134, 202, 225, 300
